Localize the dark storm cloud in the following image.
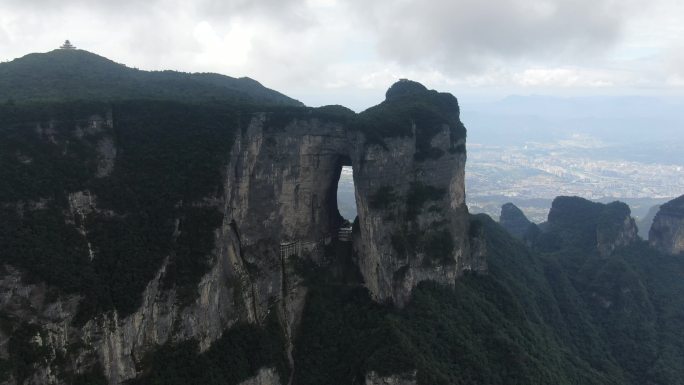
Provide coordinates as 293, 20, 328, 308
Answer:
347, 0, 633, 73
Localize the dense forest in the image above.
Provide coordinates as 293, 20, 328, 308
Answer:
0, 101, 239, 321
291, 214, 684, 385
2, 50, 684, 385
0, 49, 302, 106
3, 102, 684, 385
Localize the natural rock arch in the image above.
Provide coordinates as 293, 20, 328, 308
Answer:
223, 81, 486, 308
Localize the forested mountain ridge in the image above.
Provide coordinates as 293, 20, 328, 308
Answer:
0, 49, 302, 106
1, 51, 684, 385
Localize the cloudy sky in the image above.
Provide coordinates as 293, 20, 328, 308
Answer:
1, 0, 683, 110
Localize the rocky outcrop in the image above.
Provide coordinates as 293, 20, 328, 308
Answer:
649, 195, 684, 255
83, 237, 248, 384
541, 196, 638, 256
0, 224, 253, 385
351, 81, 485, 305
238, 368, 281, 385
223, 81, 484, 308
0, 266, 82, 385
499, 203, 536, 240
596, 209, 639, 257
95, 137, 116, 178
365, 371, 417, 385
0, 80, 484, 384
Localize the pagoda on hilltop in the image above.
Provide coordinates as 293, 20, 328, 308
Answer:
59, 40, 76, 49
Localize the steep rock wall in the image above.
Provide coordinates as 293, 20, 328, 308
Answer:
351, 127, 478, 305
223, 81, 485, 306
541, 196, 638, 256
650, 195, 684, 255
0, 81, 484, 384
351, 81, 484, 305
0, 222, 255, 385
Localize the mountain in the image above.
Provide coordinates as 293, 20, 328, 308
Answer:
2, 63, 684, 385
649, 195, 684, 255
0, 77, 481, 384
535, 196, 639, 256
463, 95, 684, 147
498, 202, 537, 240
0, 49, 302, 106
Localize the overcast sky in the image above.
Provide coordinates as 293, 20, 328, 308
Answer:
1, 0, 683, 110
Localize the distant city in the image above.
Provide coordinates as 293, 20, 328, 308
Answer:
338, 95, 684, 224
337, 137, 684, 224
465, 137, 684, 222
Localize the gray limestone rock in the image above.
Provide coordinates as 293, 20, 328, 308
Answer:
237, 368, 281, 385
650, 195, 684, 255
596, 213, 639, 257
365, 370, 417, 385
0, 80, 483, 384
222, 83, 484, 306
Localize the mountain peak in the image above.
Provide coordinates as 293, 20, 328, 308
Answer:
385, 79, 428, 100
649, 195, 684, 255
540, 196, 637, 255
0, 49, 303, 106
499, 203, 536, 240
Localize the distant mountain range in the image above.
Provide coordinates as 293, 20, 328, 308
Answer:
0, 49, 302, 106
462, 95, 684, 149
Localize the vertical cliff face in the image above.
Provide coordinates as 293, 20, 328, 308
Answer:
0, 81, 483, 384
221, 109, 356, 377
224, 111, 352, 257
0, 105, 274, 385
365, 371, 417, 385
649, 195, 684, 255
222, 80, 484, 307
596, 212, 639, 257
540, 196, 638, 256
0, 191, 258, 385
351, 81, 484, 305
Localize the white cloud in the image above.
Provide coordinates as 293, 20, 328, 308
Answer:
0, 0, 682, 107
513, 68, 625, 88
667, 48, 684, 86
345, 0, 638, 74
192, 20, 254, 68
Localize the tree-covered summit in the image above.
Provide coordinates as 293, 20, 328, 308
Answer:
659, 194, 684, 216
385, 79, 429, 100
355, 80, 466, 159
0, 49, 302, 106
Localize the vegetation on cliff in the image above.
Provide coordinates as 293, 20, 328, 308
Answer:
536, 196, 634, 253
293, 214, 684, 385
0, 49, 302, 106
130, 316, 289, 385
356, 79, 467, 160
0, 101, 238, 320
1, 51, 682, 385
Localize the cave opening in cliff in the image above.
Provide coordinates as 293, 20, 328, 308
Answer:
332, 155, 357, 227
